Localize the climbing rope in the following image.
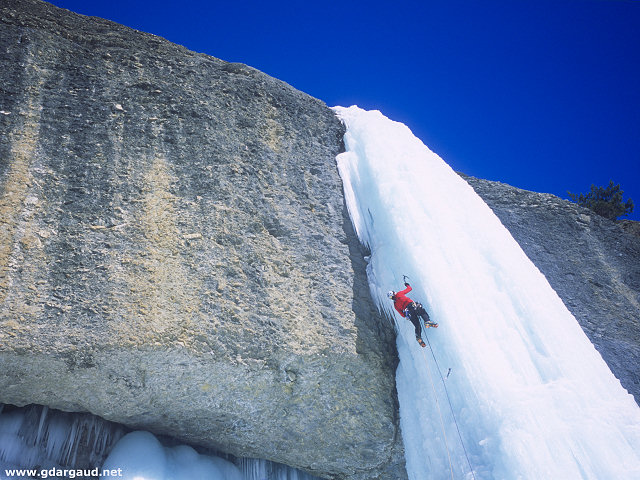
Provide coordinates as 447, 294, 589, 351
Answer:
419, 340, 456, 480
422, 329, 478, 480
389, 276, 477, 478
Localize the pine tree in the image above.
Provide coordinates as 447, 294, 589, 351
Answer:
568, 180, 634, 220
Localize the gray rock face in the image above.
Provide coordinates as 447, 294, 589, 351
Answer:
0, 1, 404, 478
462, 175, 640, 404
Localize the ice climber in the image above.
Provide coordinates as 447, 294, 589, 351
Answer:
388, 282, 437, 347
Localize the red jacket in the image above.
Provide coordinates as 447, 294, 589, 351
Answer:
393, 285, 414, 317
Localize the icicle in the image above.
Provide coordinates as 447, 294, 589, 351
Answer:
1, 405, 322, 480
237, 457, 321, 480
35, 406, 48, 446
0, 405, 126, 474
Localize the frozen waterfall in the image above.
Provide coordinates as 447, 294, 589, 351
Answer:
333, 105, 640, 480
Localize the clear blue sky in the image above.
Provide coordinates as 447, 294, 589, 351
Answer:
49, 0, 640, 220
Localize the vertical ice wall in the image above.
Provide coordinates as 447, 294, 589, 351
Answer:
333, 105, 640, 480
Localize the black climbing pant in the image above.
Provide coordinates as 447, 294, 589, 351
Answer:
404, 302, 432, 339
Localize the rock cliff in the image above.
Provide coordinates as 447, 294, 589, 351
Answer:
0, 1, 404, 478
463, 175, 640, 404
